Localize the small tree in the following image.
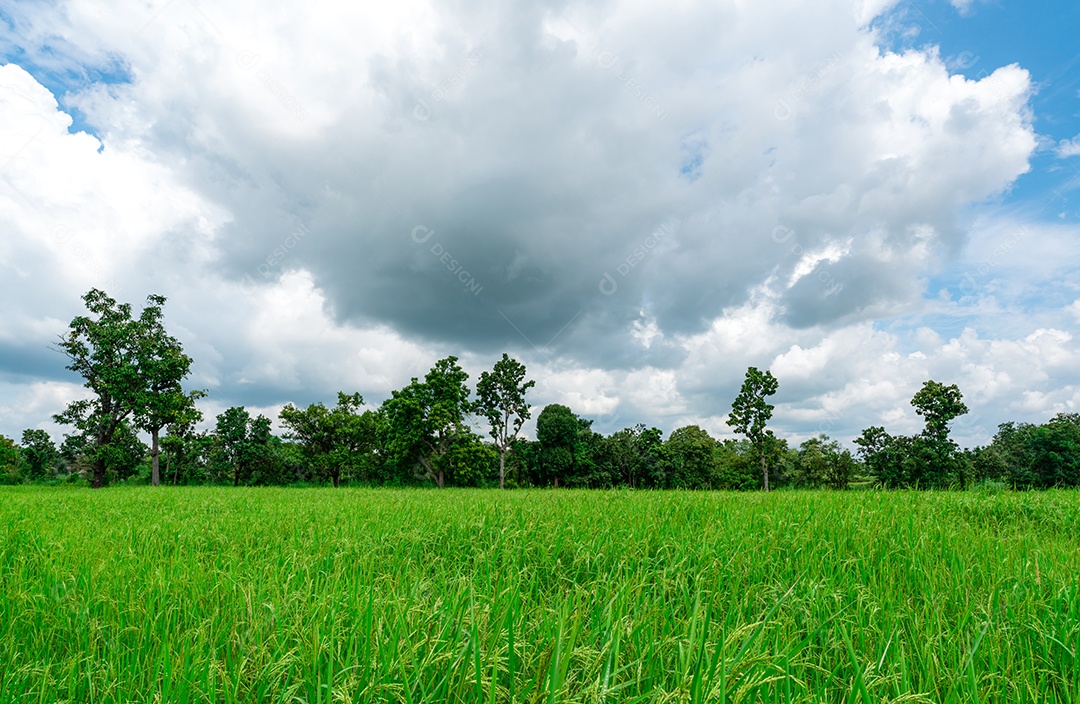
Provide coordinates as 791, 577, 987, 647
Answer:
0, 435, 19, 484
727, 366, 780, 491
536, 403, 579, 488
475, 354, 535, 489
664, 425, 717, 489
20, 429, 58, 481
212, 407, 274, 486
280, 392, 377, 487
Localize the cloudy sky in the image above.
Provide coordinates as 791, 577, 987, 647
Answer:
1, 0, 1078, 448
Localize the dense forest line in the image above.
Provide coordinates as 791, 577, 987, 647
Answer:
2, 289, 1079, 491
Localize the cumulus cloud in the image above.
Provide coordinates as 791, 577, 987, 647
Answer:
0, 0, 1073, 449
1058, 135, 1080, 158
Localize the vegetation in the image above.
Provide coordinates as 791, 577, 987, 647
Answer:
3, 288, 1080, 490
1, 486, 1078, 702
727, 366, 780, 491
53, 289, 201, 488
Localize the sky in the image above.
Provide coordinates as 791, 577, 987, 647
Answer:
1, 0, 1078, 449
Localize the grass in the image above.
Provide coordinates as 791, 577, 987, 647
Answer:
0, 487, 1078, 703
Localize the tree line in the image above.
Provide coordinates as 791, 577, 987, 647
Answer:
2, 289, 1079, 490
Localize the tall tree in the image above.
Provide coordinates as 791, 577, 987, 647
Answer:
911, 380, 968, 443
55, 290, 180, 488
910, 380, 969, 488
475, 354, 535, 489
727, 366, 780, 491
381, 357, 472, 488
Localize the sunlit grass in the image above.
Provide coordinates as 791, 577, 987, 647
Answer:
0, 486, 1078, 702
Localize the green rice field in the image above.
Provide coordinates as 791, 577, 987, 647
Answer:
0, 486, 1078, 703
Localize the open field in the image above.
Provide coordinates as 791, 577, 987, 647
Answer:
0, 487, 1078, 703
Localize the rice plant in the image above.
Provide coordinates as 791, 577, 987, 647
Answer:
0, 486, 1077, 702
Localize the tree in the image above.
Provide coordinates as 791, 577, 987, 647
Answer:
55, 289, 190, 488
160, 402, 206, 485
664, 425, 717, 489
280, 392, 378, 487
536, 403, 580, 487
0, 435, 19, 484
19, 429, 58, 481
475, 354, 535, 489
605, 424, 664, 488
714, 439, 758, 490
727, 367, 780, 491
794, 435, 829, 489
854, 426, 897, 487
911, 380, 969, 442
212, 407, 275, 486
795, 435, 855, 490
910, 380, 970, 488
134, 323, 203, 487
381, 357, 472, 488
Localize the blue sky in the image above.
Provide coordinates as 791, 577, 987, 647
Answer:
885, 0, 1080, 218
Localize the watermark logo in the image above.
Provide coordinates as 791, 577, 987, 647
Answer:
598, 224, 672, 295
411, 225, 483, 295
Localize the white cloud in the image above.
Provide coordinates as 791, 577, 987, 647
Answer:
0, 0, 1072, 454
1058, 135, 1080, 158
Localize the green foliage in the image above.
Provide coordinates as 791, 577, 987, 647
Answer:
211, 407, 279, 486
380, 356, 473, 488
18, 429, 58, 481
95, 422, 148, 484
857, 381, 972, 489
54, 289, 191, 488
911, 380, 969, 442
603, 424, 664, 488
279, 392, 378, 487
713, 440, 759, 490
795, 435, 855, 490
444, 435, 499, 487
663, 425, 717, 489
0, 435, 19, 485
970, 414, 1080, 489
535, 404, 596, 487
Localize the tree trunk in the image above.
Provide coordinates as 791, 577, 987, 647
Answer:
554, 475, 559, 488
332, 469, 340, 488
151, 428, 161, 486
92, 424, 110, 488
499, 450, 506, 489
761, 449, 769, 492
92, 456, 107, 489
